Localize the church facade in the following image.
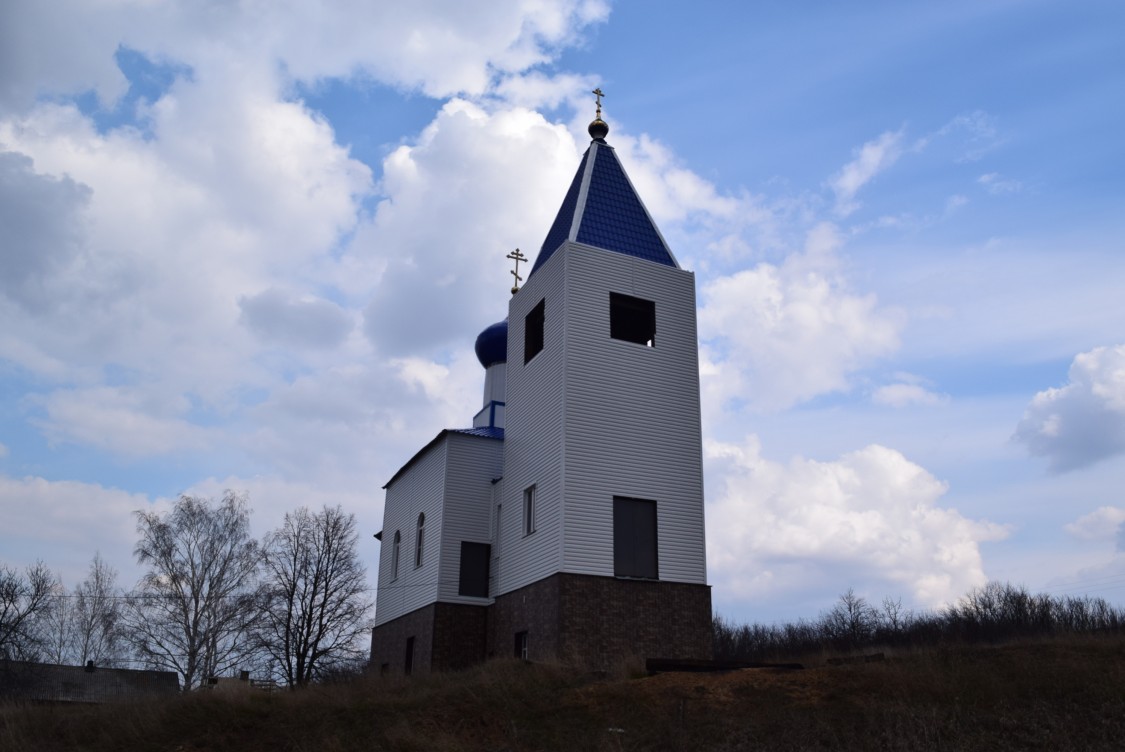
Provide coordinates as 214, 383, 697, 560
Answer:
370, 105, 712, 674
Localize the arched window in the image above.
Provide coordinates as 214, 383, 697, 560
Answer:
415, 513, 426, 567
391, 530, 401, 580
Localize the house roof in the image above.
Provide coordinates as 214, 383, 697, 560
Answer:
382, 426, 504, 489
530, 137, 678, 277
0, 660, 179, 703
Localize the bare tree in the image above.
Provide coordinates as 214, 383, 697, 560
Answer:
125, 492, 262, 691
38, 579, 74, 665
37, 554, 125, 667
72, 553, 125, 666
822, 588, 878, 649
258, 505, 372, 687
0, 561, 56, 660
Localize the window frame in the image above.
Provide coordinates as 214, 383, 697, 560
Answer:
414, 513, 426, 568
609, 292, 656, 347
391, 530, 402, 580
523, 486, 536, 537
524, 299, 545, 363
613, 496, 659, 580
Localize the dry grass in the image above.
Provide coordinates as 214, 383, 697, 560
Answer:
3, 636, 1125, 751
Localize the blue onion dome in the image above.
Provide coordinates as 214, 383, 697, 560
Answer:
474, 319, 508, 368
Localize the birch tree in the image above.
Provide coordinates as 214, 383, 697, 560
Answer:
125, 492, 262, 690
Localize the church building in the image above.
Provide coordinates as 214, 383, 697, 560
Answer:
370, 97, 712, 673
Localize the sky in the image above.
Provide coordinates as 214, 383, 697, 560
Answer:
1, 0, 1124, 624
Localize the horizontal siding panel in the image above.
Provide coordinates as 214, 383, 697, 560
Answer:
498, 248, 566, 595
437, 434, 504, 604
374, 441, 447, 626
561, 245, 707, 584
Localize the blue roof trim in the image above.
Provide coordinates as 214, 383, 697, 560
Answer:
532, 147, 589, 274
382, 427, 504, 489
575, 146, 676, 268
449, 426, 505, 440
530, 141, 676, 277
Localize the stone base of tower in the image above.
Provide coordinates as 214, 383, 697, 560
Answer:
370, 602, 488, 675
371, 575, 711, 675
488, 573, 712, 669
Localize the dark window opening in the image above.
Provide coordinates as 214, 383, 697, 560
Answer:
458, 541, 491, 597
523, 486, 536, 536
391, 530, 401, 580
613, 496, 659, 579
524, 299, 545, 363
414, 513, 425, 568
515, 631, 529, 660
404, 636, 415, 676
610, 292, 656, 347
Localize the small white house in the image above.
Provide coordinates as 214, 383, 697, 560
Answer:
370, 107, 712, 674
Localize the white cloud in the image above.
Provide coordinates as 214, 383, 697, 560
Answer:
873, 382, 948, 408
698, 227, 901, 412
32, 386, 214, 458
1065, 506, 1125, 542
978, 172, 1023, 195
0, 475, 171, 587
829, 129, 904, 216
0, 91, 369, 393
0, 0, 610, 115
239, 288, 353, 349
1014, 345, 1125, 472
360, 99, 581, 355
0, 151, 91, 313
945, 194, 968, 213
493, 71, 600, 111
705, 436, 1008, 609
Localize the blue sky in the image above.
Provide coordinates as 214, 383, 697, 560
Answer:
1, 0, 1123, 623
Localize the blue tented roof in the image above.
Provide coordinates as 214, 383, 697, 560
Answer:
530, 140, 677, 276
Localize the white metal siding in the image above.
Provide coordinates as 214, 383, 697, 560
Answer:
373, 441, 448, 626
497, 248, 567, 596
437, 434, 504, 604
561, 243, 708, 584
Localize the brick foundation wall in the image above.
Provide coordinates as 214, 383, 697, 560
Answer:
488, 573, 712, 669
558, 574, 712, 669
374, 574, 712, 674
486, 576, 561, 662
370, 605, 435, 675
432, 603, 488, 671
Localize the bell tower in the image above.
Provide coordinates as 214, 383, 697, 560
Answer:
489, 93, 711, 666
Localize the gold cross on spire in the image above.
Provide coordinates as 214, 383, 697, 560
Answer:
592, 87, 605, 119
506, 248, 528, 294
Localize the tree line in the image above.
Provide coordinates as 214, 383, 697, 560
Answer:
713, 582, 1125, 662
0, 493, 372, 691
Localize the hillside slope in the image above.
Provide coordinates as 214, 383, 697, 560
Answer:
3, 637, 1125, 751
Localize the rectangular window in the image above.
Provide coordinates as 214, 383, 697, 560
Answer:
404, 636, 415, 676
515, 631, 529, 660
391, 530, 401, 580
458, 541, 491, 598
613, 496, 659, 579
610, 292, 656, 347
524, 299, 545, 363
523, 486, 536, 536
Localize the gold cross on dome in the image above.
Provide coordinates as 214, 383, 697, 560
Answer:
506, 248, 528, 294
592, 87, 605, 118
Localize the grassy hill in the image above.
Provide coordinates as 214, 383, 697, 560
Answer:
4, 635, 1125, 751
